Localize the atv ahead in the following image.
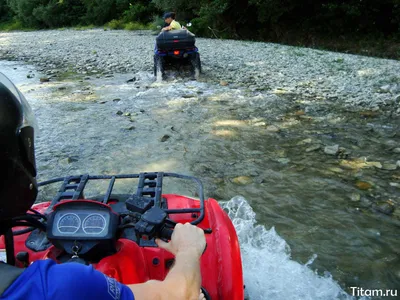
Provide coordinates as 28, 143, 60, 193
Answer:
154, 29, 201, 79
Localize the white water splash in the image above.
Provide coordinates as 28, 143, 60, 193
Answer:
221, 196, 367, 300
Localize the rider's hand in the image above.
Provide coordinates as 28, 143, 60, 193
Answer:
155, 223, 206, 258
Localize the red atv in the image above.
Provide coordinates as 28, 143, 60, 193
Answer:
0, 172, 245, 299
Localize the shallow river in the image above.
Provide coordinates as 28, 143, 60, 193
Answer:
1, 60, 399, 299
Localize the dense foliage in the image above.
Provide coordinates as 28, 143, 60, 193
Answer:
0, 0, 399, 57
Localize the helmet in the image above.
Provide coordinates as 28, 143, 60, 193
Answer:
163, 12, 175, 20
0, 73, 38, 223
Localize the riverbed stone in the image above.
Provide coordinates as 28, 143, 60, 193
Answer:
116, 110, 123, 115
375, 202, 395, 215
350, 193, 361, 202
305, 144, 321, 152
393, 148, 400, 153
266, 125, 280, 132
297, 138, 312, 145
355, 181, 373, 190
160, 134, 170, 142
324, 144, 339, 155
382, 163, 398, 170
232, 176, 252, 185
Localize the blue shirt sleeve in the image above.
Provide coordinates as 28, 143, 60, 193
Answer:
1, 260, 135, 300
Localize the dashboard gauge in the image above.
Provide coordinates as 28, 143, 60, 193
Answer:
83, 214, 106, 234
57, 213, 81, 234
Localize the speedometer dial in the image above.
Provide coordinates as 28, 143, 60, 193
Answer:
57, 213, 81, 234
83, 214, 106, 234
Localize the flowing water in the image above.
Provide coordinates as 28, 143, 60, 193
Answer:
1, 60, 399, 299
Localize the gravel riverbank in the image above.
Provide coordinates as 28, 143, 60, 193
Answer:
1, 29, 400, 112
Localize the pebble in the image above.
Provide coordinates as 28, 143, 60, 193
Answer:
350, 193, 361, 202
355, 181, 372, 190
324, 144, 339, 155
382, 163, 397, 171
116, 110, 123, 115
232, 176, 252, 185
160, 134, 170, 142
306, 144, 321, 152
266, 125, 280, 132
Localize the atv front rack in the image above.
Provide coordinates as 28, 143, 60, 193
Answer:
38, 172, 205, 225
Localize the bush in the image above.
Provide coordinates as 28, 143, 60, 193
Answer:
105, 19, 124, 29
123, 21, 149, 30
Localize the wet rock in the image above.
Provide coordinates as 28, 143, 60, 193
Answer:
389, 182, 400, 188
266, 125, 280, 132
116, 110, 123, 115
339, 159, 382, 170
329, 167, 344, 173
350, 193, 361, 202
58, 86, 67, 90
124, 112, 131, 117
40, 77, 50, 82
113, 98, 121, 102
126, 77, 136, 83
99, 101, 107, 104
232, 176, 252, 185
397, 160, 400, 167
355, 181, 372, 190
305, 144, 321, 152
253, 121, 267, 127
324, 144, 339, 155
382, 163, 397, 171
182, 94, 195, 98
220, 80, 229, 86
276, 158, 290, 164
375, 202, 395, 215
126, 126, 135, 131
393, 148, 400, 153
379, 85, 391, 93
297, 138, 312, 145
27, 74, 35, 79
140, 109, 145, 113
160, 134, 170, 142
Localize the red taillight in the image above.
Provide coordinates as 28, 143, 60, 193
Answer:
173, 40, 179, 43
174, 50, 180, 55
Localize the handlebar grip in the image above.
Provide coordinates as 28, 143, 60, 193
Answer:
159, 227, 207, 255
160, 227, 173, 240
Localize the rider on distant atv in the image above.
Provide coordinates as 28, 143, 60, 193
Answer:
162, 12, 182, 31
0, 73, 206, 300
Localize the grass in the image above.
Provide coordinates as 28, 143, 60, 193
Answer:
0, 20, 34, 31
104, 19, 152, 31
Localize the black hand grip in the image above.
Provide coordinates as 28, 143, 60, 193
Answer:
160, 227, 173, 239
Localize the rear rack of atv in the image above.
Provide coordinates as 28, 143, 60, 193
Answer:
38, 172, 205, 225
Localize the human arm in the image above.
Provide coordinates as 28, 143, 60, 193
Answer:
128, 223, 206, 300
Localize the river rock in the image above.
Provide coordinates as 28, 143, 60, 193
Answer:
355, 181, 372, 190
305, 144, 321, 152
382, 163, 397, 170
266, 125, 280, 132
393, 148, 400, 153
220, 80, 229, 86
112, 98, 121, 102
389, 182, 400, 188
232, 176, 252, 185
324, 144, 339, 155
375, 202, 395, 215
40, 77, 50, 82
350, 193, 361, 202
126, 126, 135, 131
116, 110, 123, 115
297, 138, 312, 145
160, 134, 170, 142
124, 112, 131, 117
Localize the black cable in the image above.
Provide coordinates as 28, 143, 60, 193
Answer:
13, 227, 35, 236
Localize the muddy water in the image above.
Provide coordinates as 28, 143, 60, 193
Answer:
1, 60, 399, 299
